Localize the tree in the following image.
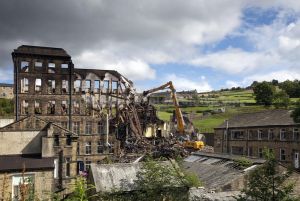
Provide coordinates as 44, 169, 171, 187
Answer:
273, 90, 290, 109
253, 82, 275, 106
291, 100, 300, 123
236, 149, 299, 201
272, 79, 279, 86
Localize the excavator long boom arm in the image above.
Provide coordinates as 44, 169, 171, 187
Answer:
143, 81, 185, 134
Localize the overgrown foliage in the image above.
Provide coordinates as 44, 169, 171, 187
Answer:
236, 149, 300, 201
253, 82, 275, 106
291, 100, 300, 123
0, 98, 13, 116
273, 90, 290, 109
233, 157, 253, 169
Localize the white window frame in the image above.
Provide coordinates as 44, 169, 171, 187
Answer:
280, 129, 286, 141
268, 129, 274, 140
258, 130, 262, 140
280, 148, 286, 161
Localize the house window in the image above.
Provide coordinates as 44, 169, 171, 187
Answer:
12, 175, 34, 200
74, 80, 81, 93
21, 78, 29, 93
73, 100, 80, 114
85, 122, 92, 134
47, 101, 56, 114
22, 100, 29, 115
66, 134, 71, 146
54, 159, 59, 179
48, 80, 55, 94
21, 61, 29, 72
35, 78, 41, 92
85, 80, 91, 92
231, 130, 244, 139
97, 140, 104, 154
85, 142, 91, 155
258, 148, 263, 158
94, 80, 100, 93
103, 80, 110, 93
268, 129, 274, 140
112, 81, 118, 94
34, 100, 42, 114
54, 135, 60, 146
280, 129, 286, 141
61, 63, 69, 69
65, 157, 71, 177
85, 159, 91, 171
73, 122, 80, 134
62, 80, 69, 93
231, 146, 244, 155
258, 130, 262, 140
77, 143, 80, 155
294, 128, 300, 141
48, 63, 55, 73
280, 149, 286, 161
61, 100, 68, 115
35, 61, 43, 68
98, 121, 105, 135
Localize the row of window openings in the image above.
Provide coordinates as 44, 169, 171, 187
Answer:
20, 61, 69, 73
79, 141, 115, 155
52, 122, 106, 137
233, 147, 287, 161
22, 100, 78, 115
230, 129, 300, 141
20, 78, 118, 94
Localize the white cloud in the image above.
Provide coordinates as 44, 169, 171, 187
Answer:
225, 80, 240, 88
164, 74, 212, 92
190, 48, 280, 74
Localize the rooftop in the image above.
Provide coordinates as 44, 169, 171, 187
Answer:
216, 109, 298, 129
0, 83, 13, 87
12, 45, 71, 58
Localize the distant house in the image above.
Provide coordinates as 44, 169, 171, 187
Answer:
214, 110, 300, 169
0, 83, 13, 99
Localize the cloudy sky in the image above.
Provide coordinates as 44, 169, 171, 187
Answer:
1, 0, 300, 92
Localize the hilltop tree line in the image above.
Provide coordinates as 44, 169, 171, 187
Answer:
251, 80, 300, 107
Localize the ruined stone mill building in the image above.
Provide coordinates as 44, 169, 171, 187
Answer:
3, 45, 132, 194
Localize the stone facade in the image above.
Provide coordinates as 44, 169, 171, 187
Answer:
0, 83, 13, 99
214, 110, 300, 169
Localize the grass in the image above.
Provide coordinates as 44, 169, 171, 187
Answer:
157, 111, 172, 122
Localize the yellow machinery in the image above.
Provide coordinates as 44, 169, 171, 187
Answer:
183, 140, 205, 150
143, 81, 185, 134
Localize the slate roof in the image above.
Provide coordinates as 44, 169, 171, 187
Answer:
0, 154, 54, 172
216, 109, 298, 129
183, 152, 265, 191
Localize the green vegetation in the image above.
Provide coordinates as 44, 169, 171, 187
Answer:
0, 98, 13, 116
233, 157, 253, 169
236, 149, 300, 201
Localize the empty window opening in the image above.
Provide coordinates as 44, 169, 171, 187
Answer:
74, 80, 81, 93
54, 135, 60, 146
48, 80, 55, 94
231, 146, 244, 155
22, 100, 29, 115
61, 100, 68, 115
48, 63, 55, 73
34, 100, 42, 114
258, 130, 262, 140
62, 80, 69, 93
35, 78, 42, 92
85, 121, 92, 134
268, 129, 274, 140
103, 80, 110, 93
294, 128, 300, 141
85, 142, 91, 155
98, 121, 105, 135
73, 100, 80, 114
109, 141, 114, 153
231, 130, 244, 140
73, 122, 80, 134
65, 157, 71, 177
47, 101, 56, 114
85, 80, 91, 92
61, 63, 69, 69
66, 134, 71, 146
97, 140, 104, 153
112, 81, 118, 94
35, 61, 43, 68
280, 129, 286, 141
21, 61, 29, 72
280, 149, 286, 161
94, 80, 100, 93
77, 143, 80, 155
21, 78, 29, 93
85, 159, 91, 171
